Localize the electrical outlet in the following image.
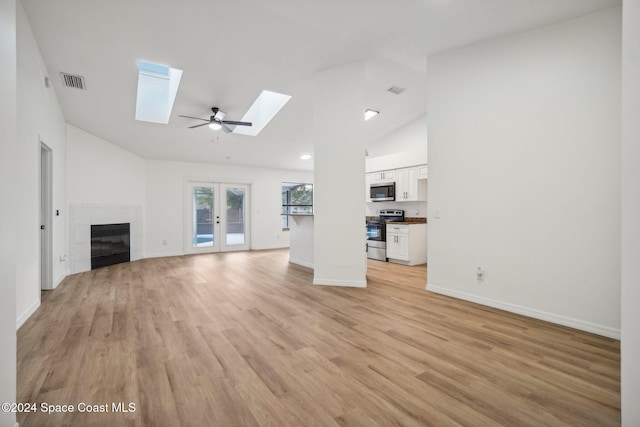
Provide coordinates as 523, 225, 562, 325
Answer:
162, 239, 168, 246
477, 266, 484, 281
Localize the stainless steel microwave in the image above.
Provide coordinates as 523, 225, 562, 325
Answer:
370, 182, 395, 202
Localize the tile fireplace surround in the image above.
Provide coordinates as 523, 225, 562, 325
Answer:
69, 204, 143, 274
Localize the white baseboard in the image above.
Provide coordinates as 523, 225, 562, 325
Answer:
427, 284, 620, 340
289, 258, 314, 269
252, 244, 289, 250
16, 299, 40, 329
53, 273, 66, 289
313, 277, 367, 288
144, 250, 183, 259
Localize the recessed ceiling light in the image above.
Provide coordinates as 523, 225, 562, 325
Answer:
300, 154, 312, 160
364, 109, 379, 121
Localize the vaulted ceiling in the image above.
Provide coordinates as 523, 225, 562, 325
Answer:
21, 0, 620, 171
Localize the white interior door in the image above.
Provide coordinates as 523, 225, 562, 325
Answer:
186, 182, 250, 254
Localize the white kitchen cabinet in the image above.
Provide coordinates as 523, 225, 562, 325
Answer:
395, 166, 427, 202
366, 164, 427, 203
367, 169, 395, 184
417, 164, 428, 179
386, 223, 427, 266
386, 227, 409, 260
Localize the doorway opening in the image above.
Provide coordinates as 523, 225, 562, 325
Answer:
40, 142, 53, 290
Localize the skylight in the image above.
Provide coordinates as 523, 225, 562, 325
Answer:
233, 90, 292, 136
364, 109, 379, 121
135, 61, 183, 124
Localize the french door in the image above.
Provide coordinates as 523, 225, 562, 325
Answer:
186, 182, 251, 253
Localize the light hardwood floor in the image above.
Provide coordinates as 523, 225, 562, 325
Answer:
17, 249, 620, 426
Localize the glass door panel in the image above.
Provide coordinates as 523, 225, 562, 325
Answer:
225, 187, 246, 246
221, 183, 250, 252
187, 184, 220, 253
193, 186, 215, 247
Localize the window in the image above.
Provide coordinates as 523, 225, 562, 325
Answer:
234, 90, 292, 136
281, 182, 313, 230
135, 61, 183, 124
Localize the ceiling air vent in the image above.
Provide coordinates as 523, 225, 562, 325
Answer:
60, 72, 86, 90
387, 86, 405, 95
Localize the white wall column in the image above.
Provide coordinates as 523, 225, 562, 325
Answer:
0, 0, 18, 425
621, 1, 640, 425
313, 62, 367, 287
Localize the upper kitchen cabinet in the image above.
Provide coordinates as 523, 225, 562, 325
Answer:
368, 169, 396, 184
366, 164, 427, 203
396, 166, 427, 202
417, 164, 428, 179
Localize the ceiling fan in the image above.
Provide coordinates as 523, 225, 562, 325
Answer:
179, 107, 252, 133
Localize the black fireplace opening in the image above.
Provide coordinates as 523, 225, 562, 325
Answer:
91, 223, 131, 269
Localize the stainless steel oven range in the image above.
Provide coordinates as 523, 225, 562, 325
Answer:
366, 209, 404, 261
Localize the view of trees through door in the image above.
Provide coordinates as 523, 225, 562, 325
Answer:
187, 182, 250, 253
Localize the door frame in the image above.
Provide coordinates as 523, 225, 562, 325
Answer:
40, 142, 53, 290
183, 178, 252, 254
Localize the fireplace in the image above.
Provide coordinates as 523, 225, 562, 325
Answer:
91, 223, 131, 269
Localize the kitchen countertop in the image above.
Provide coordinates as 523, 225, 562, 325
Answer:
366, 217, 427, 224
390, 218, 427, 225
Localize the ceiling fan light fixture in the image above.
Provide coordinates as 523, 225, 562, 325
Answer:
364, 109, 379, 121
208, 122, 222, 130
213, 110, 226, 121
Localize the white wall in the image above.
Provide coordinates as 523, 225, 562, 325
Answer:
16, 1, 67, 326
621, 1, 640, 424
66, 124, 146, 205
288, 215, 314, 268
427, 8, 622, 338
145, 160, 313, 258
366, 114, 428, 171
0, 0, 17, 424
313, 62, 367, 287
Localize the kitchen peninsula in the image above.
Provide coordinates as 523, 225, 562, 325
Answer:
288, 215, 314, 268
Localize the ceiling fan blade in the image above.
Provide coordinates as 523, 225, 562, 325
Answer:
188, 122, 210, 129
221, 120, 252, 127
221, 123, 232, 133
178, 115, 210, 122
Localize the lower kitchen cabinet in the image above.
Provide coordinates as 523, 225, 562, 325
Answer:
386, 223, 427, 266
